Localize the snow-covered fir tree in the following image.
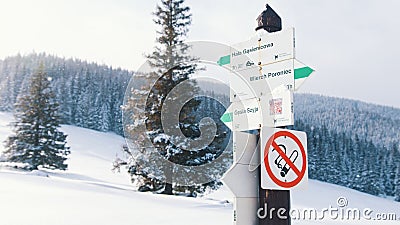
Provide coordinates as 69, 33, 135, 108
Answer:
119, 0, 231, 195
3, 64, 70, 170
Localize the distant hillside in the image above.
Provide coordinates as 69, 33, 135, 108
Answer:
195, 82, 399, 149
294, 94, 400, 199
295, 93, 400, 148
0, 53, 132, 135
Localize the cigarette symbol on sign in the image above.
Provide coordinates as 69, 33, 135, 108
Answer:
272, 144, 299, 177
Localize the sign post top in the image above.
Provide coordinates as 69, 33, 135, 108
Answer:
256, 4, 282, 33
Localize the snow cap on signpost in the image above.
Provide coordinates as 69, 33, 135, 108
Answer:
256, 4, 282, 33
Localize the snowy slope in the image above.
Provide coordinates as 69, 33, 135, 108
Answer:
0, 112, 399, 225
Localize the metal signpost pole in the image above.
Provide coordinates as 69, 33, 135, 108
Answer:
220, 3, 314, 225
256, 5, 290, 225
222, 131, 259, 225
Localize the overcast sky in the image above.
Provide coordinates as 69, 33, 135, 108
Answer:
0, 0, 399, 108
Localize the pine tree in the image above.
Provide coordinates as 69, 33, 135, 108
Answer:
118, 0, 232, 195
140, 0, 199, 195
3, 64, 70, 170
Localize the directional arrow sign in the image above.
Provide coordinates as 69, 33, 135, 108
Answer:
228, 59, 313, 102
230, 59, 294, 102
294, 59, 314, 90
221, 86, 294, 131
220, 98, 261, 131
218, 28, 295, 72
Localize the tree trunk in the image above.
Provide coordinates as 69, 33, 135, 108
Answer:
162, 163, 173, 195
163, 182, 173, 195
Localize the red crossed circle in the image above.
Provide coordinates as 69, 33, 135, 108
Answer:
263, 130, 306, 188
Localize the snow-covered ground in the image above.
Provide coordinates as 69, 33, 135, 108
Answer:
0, 112, 399, 225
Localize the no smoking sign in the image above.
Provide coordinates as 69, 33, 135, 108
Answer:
261, 127, 308, 190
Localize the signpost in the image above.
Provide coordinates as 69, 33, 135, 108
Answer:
219, 3, 315, 225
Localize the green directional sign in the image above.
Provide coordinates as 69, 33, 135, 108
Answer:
216, 55, 314, 93
294, 60, 314, 90
220, 112, 233, 123
294, 66, 314, 80
217, 56, 313, 80
220, 88, 294, 131
220, 98, 262, 131
217, 55, 231, 66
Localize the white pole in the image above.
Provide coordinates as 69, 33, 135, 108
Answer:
222, 131, 259, 225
